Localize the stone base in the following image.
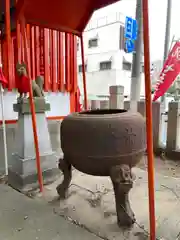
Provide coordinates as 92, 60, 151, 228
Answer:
100, 100, 109, 109
10, 97, 58, 192
164, 149, 180, 161
8, 167, 60, 193
154, 146, 180, 161
8, 152, 60, 193
109, 94, 124, 109
13, 97, 50, 114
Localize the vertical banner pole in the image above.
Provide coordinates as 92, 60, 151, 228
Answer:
20, 17, 44, 192
0, 79, 8, 175
80, 34, 87, 110
142, 0, 156, 239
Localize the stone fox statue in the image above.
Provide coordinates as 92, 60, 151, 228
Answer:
16, 63, 44, 100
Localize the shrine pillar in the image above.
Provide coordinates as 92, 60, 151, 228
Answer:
109, 85, 124, 109
166, 102, 180, 153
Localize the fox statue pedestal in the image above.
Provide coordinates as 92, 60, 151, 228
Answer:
8, 98, 59, 192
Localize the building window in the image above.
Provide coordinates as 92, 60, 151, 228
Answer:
123, 62, 131, 71
99, 61, 112, 71
88, 38, 98, 48
78, 64, 87, 73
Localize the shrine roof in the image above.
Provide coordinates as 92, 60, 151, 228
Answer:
9, 0, 120, 35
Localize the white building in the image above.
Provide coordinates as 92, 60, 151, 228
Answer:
77, 12, 162, 100
77, 12, 143, 100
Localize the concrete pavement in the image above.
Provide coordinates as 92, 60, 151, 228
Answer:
35, 168, 180, 240
0, 184, 100, 240
1, 167, 180, 240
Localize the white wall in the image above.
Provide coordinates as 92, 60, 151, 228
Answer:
78, 50, 123, 73
78, 70, 117, 96
45, 92, 70, 117
0, 91, 70, 121
116, 70, 145, 96
78, 22, 122, 58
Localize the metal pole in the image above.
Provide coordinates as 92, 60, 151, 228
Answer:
161, 0, 172, 103
168, 35, 175, 55
0, 83, 8, 175
80, 34, 88, 110
142, 0, 156, 238
130, 0, 143, 111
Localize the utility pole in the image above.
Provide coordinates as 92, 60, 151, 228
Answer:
161, 0, 172, 103
130, 0, 143, 111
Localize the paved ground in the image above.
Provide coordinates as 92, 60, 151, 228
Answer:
1, 156, 180, 240
35, 167, 180, 240
0, 184, 101, 240
138, 156, 180, 178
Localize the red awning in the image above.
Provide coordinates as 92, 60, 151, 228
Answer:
16, 0, 120, 35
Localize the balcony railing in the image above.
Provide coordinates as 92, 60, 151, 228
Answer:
85, 12, 124, 31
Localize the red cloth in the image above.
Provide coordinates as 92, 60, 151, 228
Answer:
17, 75, 30, 94
0, 67, 8, 88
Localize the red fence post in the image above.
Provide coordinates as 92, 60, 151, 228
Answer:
34, 26, 40, 76
51, 30, 57, 92
43, 29, 50, 91
30, 26, 35, 80
5, 0, 13, 90
57, 32, 64, 92
65, 33, 70, 92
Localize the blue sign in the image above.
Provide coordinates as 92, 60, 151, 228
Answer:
124, 16, 138, 41
124, 39, 135, 53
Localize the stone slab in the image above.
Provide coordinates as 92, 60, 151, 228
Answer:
9, 149, 59, 192
109, 94, 124, 109
91, 100, 100, 110
109, 85, 124, 95
124, 101, 130, 111
100, 100, 109, 109
10, 152, 58, 176
13, 98, 50, 114
15, 113, 52, 158
8, 167, 60, 193
167, 101, 180, 151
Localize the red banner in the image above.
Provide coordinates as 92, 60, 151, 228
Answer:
153, 42, 180, 101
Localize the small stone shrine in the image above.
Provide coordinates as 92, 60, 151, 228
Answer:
8, 63, 58, 192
